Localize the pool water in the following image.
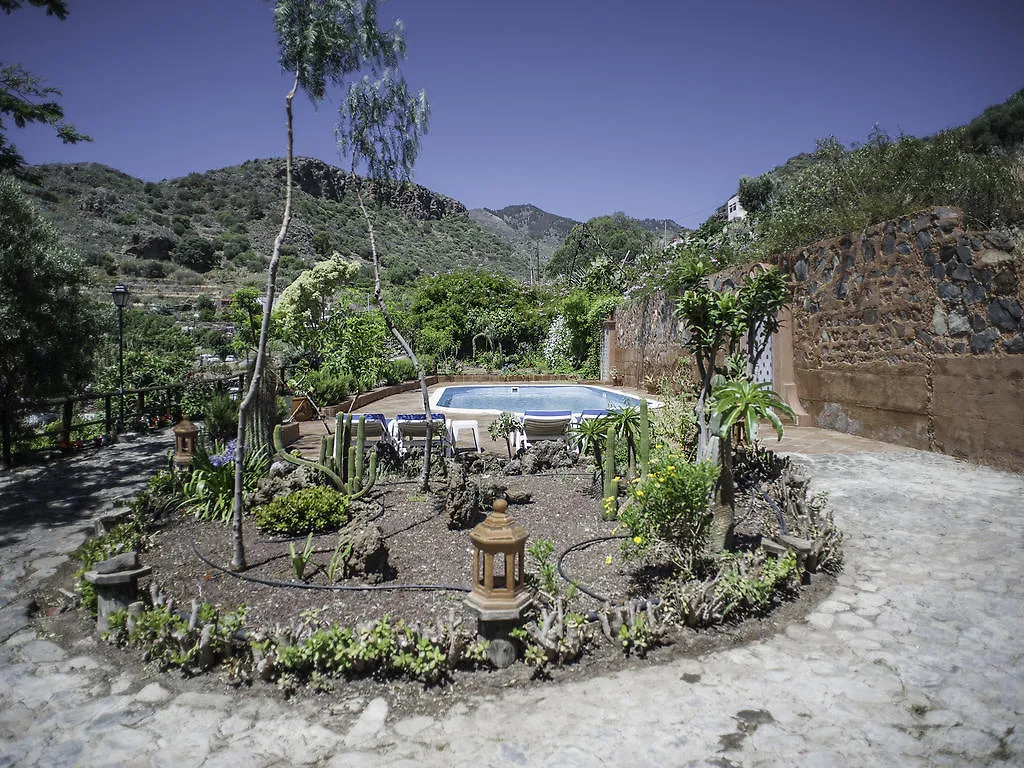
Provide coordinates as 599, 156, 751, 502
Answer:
431, 385, 654, 414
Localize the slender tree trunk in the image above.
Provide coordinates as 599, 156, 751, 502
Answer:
229, 69, 299, 572
355, 185, 434, 491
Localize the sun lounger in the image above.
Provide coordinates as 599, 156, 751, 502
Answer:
390, 413, 447, 456
514, 411, 573, 452
339, 413, 393, 447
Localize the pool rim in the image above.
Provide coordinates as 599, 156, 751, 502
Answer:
428, 383, 662, 417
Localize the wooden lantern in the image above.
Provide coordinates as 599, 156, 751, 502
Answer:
466, 498, 532, 621
172, 418, 199, 469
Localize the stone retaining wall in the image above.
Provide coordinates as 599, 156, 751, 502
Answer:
609, 207, 1024, 471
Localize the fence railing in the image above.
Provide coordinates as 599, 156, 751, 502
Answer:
1, 374, 246, 466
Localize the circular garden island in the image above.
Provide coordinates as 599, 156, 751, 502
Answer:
69, 421, 843, 704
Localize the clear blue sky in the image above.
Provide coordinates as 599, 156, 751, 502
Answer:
3, 0, 1022, 227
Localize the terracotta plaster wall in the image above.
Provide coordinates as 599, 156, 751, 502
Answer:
775, 206, 1024, 471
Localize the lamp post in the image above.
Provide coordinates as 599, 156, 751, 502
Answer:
111, 284, 130, 433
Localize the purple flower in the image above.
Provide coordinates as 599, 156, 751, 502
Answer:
209, 439, 236, 468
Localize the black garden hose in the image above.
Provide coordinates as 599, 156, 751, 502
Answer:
190, 539, 469, 593
555, 534, 629, 603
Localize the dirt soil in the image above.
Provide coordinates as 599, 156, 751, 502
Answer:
33, 469, 835, 718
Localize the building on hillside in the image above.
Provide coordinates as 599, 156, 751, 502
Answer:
727, 194, 746, 221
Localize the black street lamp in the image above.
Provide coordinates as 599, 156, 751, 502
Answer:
111, 284, 130, 433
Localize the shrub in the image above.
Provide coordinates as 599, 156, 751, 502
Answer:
305, 369, 354, 405
255, 486, 351, 536
384, 357, 416, 385
181, 440, 268, 523
203, 392, 237, 441
618, 452, 719, 574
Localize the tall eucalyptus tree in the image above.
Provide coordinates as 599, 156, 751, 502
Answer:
230, 0, 425, 570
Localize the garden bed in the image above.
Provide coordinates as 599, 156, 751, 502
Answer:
145, 472, 634, 629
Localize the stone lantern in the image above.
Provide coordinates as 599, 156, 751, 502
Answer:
466, 498, 531, 667
173, 418, 199, 470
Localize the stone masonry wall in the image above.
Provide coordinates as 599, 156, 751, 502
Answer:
775, 206, 1023, 470
610, 206, 1024, 471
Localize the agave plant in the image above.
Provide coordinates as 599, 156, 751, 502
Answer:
568, 414, 612, 467
711, 379, 795, 445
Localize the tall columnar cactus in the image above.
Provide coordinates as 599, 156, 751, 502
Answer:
273, 413, 377, 500
639, 398, 650, 482
602, 424, 618, 521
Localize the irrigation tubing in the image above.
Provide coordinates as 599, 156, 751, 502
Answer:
190, 539, 469, 593
556, 534, 628, 604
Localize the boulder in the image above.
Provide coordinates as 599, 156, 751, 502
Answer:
333, 520, 389, 582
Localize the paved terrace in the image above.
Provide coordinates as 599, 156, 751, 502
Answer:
0, 414, 1021, 766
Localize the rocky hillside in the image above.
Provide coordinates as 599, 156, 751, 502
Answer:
468, 203, 578, 278
17, 157, 528, 303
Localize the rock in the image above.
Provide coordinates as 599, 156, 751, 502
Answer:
956, 237, 973, 264
950, 264, 973, 282
977, 249, 1014, 266
521, 441, 574, 474
444, 462, 480, 530
922, 249, 936, 266
962, 282, 986, 306
939, 245, 957, 263
916, 231, 932, 251
931, 305, 948, 336
947, 312, 970, 336
937, 283, 962, 305
124, 227, 178, 261
969, 313, 987, 332
268, 460, 299, 479
477, 479, 509, 507
896, 242, 912, 255
248, 467, 314, 509
882, 232, 896, 255
970, 329, 1000, 354
987, 299, 1022, 332
992, 269, 1018, 296
333, 520, 389, 581
1004, 335, 1024, 354
505, 486, 533, 505
932, 263, 946, 279
793, 259, 809, 281
94, 552, 139, 574
984, 231, 1015, 250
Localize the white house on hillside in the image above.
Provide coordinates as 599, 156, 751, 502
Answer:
727, 194, 746, 221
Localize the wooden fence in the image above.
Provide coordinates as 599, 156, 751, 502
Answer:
0, 374, 246, 466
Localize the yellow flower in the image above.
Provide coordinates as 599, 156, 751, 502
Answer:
668, 465, 675, 471
636, 490, 645, 497
613, 476, 621, 482
633, 535, 643, 544
604, 555, 612, 565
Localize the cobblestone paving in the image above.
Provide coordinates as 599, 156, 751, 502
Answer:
0, 432, 1021, 766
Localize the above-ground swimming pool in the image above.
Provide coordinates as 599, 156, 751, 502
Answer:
430, 384, 658, 414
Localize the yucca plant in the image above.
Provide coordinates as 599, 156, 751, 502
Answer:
711, 379, 795, 446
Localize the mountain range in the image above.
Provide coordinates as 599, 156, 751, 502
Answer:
17, 158, 683, 305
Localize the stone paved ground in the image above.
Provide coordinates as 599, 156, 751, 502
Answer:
0, 430, 1022, 766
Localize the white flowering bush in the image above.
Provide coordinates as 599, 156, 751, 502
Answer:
542, 315, 573, 371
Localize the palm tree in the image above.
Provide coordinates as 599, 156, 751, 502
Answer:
711, 379, 795, 446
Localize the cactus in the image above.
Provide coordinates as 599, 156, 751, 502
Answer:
639, 398, 650, 482
273, 413, 377, 500
602, 424, 618, 520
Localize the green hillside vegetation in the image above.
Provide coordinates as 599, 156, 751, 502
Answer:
17, 157, 526, 303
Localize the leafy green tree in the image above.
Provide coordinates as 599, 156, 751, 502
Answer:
0, 1, 91, 172
0, 175, 100, 457
274, 255, 359, 354
231, 0, 424, 569
172, 232, 219, 273
227, 287, 261, 355
312, 230, 332, 258
406, 269, 544, 359
547, 213, 654, 281
711, 379, 794, 446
